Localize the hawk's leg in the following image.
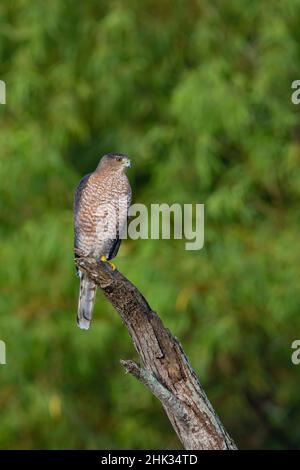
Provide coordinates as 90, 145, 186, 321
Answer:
100, 255, 116, 271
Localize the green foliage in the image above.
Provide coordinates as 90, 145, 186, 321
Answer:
1, 0, 300, 449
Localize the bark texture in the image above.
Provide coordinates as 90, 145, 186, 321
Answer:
75, 254, 237, 450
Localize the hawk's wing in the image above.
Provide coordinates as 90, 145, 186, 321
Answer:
74, 173, 91, 255
107, 238, 122, 260
107, 188, 132, 261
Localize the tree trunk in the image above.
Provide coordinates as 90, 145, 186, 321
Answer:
76, 255, 237, 450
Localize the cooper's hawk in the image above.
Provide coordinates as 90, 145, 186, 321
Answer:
74, 153, 132, 329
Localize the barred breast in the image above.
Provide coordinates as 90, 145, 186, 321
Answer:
75, 170, 131, 260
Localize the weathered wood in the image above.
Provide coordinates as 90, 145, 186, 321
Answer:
75, 254, 237, 450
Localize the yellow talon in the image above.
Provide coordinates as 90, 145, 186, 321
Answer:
108, 261, 116, 270
100, 256, 116, 270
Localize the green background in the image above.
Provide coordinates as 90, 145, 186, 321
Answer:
1, 0, 300, 449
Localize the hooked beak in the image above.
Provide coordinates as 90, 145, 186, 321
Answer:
124, 157, 131, 168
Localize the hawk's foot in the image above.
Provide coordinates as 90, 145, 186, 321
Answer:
100, 255, 116, 270
108, 261, 116, 270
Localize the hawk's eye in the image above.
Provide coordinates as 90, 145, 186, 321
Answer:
116, 156, 122, 162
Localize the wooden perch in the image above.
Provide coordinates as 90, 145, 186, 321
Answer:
75, 254, 237, 450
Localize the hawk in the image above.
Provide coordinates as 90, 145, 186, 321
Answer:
74, 153, 132, 329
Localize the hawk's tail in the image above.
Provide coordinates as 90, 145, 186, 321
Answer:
77, 271, 96, 330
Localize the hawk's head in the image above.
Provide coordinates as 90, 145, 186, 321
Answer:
97, 153, 131, 172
